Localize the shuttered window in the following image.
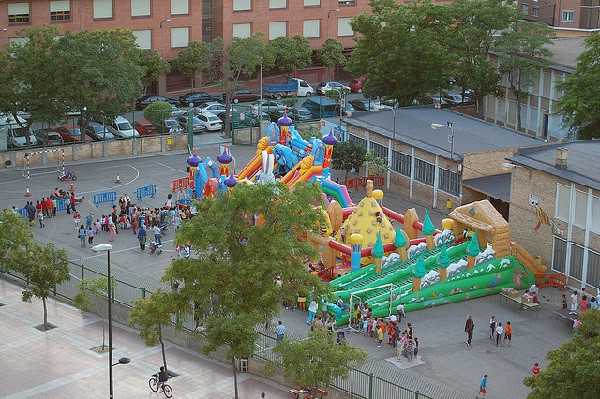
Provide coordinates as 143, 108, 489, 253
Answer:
303, 20, 320, 38
337, 18, 353, 37
304, 0, 321, 5
8, 3, 30, 23
133, 30, 152, 50
552, 236, 567, 273
233, 23, 251, 38
587, 250, 600, 288
570, 244, 584, 281
171, 27, 189, 48
233, 0, 251, 11
131, 0, 151, 17
93, 0, 113, 19
51, 1, 71, 21
269, 22, 287, 40
171, 0, 189, 15
270, 0, 286, 9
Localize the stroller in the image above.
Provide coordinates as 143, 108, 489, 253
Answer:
149, 240, 163, 255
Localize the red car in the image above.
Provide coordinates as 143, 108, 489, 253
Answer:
53, 126, 94, 142
349, 77, 366, 93
227, 89, 260, 104
133, 120, 157, 136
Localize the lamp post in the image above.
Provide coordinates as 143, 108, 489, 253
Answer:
392, 105, 397, 141
188, 102, 194, 154
91, 243, 116, 399
159, 19, 172, 28
259, 58, 263, 137
327, 8, 340, 39
430, 121, 455, 162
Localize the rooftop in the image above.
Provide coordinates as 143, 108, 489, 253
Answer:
546, 36, 587, 69
507, 140, 600, 191
341, 106, 540, 161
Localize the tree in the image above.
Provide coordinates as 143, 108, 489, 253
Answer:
143, 101, 174, 126
270, 330, 367, 397
139, 49, 172, 95
554, 34, 600, 139
0, 210, 33, 270
331, 140, 367, 182
317, 38, 347, 69
268, 35, 312, 78
202, 313, 259, 399
129, 289, 177, 372
163, 183, 329, 323
450, 0, 519, 117
523, 309, 600, 399
8, 242, 69, 330
73, 277, 109, 351
0, 26, 70, 138
53, 29, 144, 136
347, 0, 455, 106
172, 41, 214, 90
495, 21, 555, 132
363, 148, 390, 177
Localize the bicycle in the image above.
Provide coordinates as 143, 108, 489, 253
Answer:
149, 375, 173, 398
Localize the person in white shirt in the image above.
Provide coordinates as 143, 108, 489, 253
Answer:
569, 291, 579, 315
495, 323, 503, 347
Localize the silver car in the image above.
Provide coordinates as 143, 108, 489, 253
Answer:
176, 116, 205, 133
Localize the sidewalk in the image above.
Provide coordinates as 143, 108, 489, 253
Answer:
0, 279, 290, 399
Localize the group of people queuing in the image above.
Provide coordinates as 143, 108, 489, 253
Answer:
16, 190, 78, 229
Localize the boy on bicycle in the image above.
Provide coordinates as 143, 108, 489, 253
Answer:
156, 366, 168, 390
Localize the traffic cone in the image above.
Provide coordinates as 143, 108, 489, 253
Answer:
69, 182, 74, 191
25, 187, 31, 197
115, 173, 121, 184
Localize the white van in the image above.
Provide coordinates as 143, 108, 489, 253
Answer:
0, 114, 37, 148
111, 116, 139, 138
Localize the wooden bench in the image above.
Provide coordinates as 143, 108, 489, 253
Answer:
499, 293, 540, 316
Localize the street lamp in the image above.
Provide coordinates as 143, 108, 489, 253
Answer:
430, 121, 455, 162
90, 243, 116, 399
327, 8, 340, 38
187, 102, 194, 154
392, 104, 397, 141
159, 19, 172, 28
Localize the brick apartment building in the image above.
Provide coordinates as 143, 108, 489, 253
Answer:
518, 0, 600, 36
506, 141, 600, 290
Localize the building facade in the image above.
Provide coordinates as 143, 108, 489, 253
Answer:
518, 0, 600, 36
507, 141, 600, 290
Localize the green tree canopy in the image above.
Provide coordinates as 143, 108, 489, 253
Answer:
317, 38, 347, 68
8, 242, 69, 330
139, 49, 172, 95
172, 41, 214, 90
450, 0, 519, 117
129, 289, 177, 372
331, 140, 367, 182
495, 21, 555, 131
268, 35, 312, 78
270, 330, 367, 397
554, 34, 600, 139
0, 210, 33, 269
143, 101, 174, 126
347, 0, 455, 106
163, 182, 329, 323
524, 309, 600, 399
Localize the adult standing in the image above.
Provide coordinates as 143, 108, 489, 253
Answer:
465, 315, 474, 347
569, 291, 578, 315
489, 316, 497, 340
307, 299, 318, 324
111, 206, 119, 234
152, 224, 162, 246
275, 320, 286, 343
78, 225, 87, 248
137, 227, 147, 250
495, 322, 503, 347
396, 302, 406, 324
70, 192, 77, 213
503, 321, 512, 347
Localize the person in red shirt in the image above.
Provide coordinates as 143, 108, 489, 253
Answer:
503, 321, 513, 347
532, 363, 540, 377
70, 192, 77, 213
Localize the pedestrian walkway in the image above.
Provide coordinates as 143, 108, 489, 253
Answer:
0, 279, 289, 399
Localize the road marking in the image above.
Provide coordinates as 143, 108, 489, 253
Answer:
78, 164, 140, 195
151, 160, 187, 174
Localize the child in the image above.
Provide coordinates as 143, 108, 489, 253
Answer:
580, 295, 587, 313
73, 212, 81, 230
108, 220, 116, 242
495, 322, 503, 347
95, 219, 101, 234
562, 294, 567, 309
476, 375, 488, 398
413, 337, 419, 358
376, 325, 383, 347
406, 339, 413, 362
37, 210, 45, 228
532, 363, 540, 377
88, 227, 94, 245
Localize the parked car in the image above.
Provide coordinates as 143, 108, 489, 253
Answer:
33, 128, 63, 146
155, 119, 184, 134
53, 126, 94, 142
179, 91, 221, 105
1, 114, 38, 148
250, 100, 287, 114
349, 77, 366, 93
268, 108, 313, 122
85, 123, 116, 141
175, 116, 205, 133
442, 93, 472, 106
196, 101, 228, 114
132, 120, 157, 136
136, 95, 180, 110
349, 99, 385, 112
216, 110, 253, 129
111, 116, 139, 138
227, 89, 260, 103
196, 111, 224, 131
316, 81, 351, 95
429, 95, 452, 108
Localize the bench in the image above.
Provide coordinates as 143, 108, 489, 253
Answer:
499, 293, 540, 316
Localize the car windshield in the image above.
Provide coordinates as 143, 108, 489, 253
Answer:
13, 128, 30, 138
68, 128, 82, 136
165, 120, 178, 127
191, 117, 202, 124
208, 116, 221, 122
117, 122, 132, 130
92, 126, 108, 133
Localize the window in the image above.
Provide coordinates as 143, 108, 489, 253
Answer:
337, 18, 353, 37
438, 167, 460, 196
552, 236, 567, 273
131, 0, 151, 17
370, 142, 388, 161
348, 134, 367, 150
303, 20, 320, 38
592, 196, 600, 234
133, 30, 152, 50
171, 0, 189, 15
232, 23, 251, 38
233, 0, 251, 11
414, 158, 434, 186
555, 184, 570, 221
269, 22, 287, 40
532, 6, 539, 17
171, 27, 189, 48
304, 0, 320, 5
94, 0, 113, 19
570, 244, 584, 281
51, 1, 71, 21
521, 3, 530, 14
8, 3, 30, 24
562, 10, 575, 22
339, 0, 355, 4
574, 189, 588, 227
588, 250, 600, 288
270, 0, 286, 9
8, 37, 29, 45
391, 150, 411, 177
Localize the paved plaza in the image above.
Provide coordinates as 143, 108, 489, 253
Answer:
0, 132, 574, 399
